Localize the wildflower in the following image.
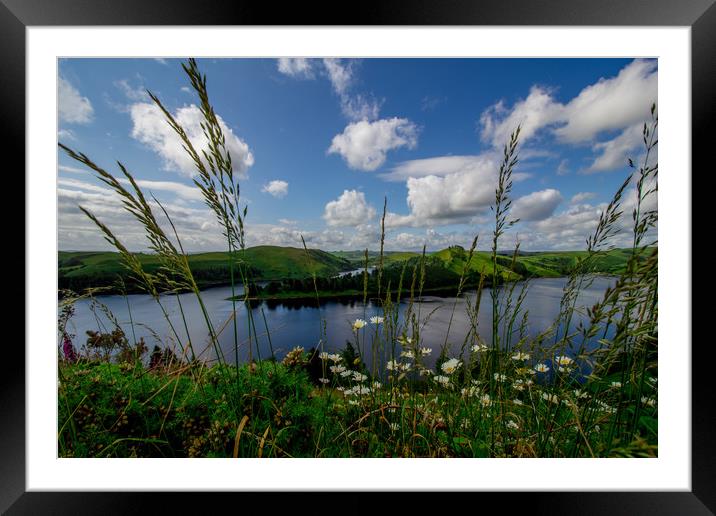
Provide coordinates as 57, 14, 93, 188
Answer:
319, 352, 330, 361
541, 392, 559, 404
352, 319, 367, 330
573, 389, 589, 399
389, 423, 399, 432
641, 397, 656, 408
507, 420, 519, 430
511, 352, 530, 361
336, 386, 346, 392
372, 381, 382, 390
330, 365, 346, 374
610, 381, 622, 388
62, 333, 78, 363
513, 379, 526, 391
340, 369, 353, 378
441, 358, 462, 375
513, 398, 523, 406
534, 363, 550, 373
554, 355, 574, 367
370, 316, 384, 324
348, 399, 360, 406
419, 368, 433, 377
328, 353, 342, 363
647, 376, 657, 385
386, 360, 400, 371
352, 371, 368, 382
461, 386, 479, 397
419, 347, 432, 356
319, 377, 329, 384
400, 350, 415, 359
493, 373, 508, 383
434, 375, 450, 387
471, 343, 488, 353
397, 335, 414, 346
479, 394, 491, 407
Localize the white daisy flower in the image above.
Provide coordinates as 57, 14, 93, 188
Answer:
319, 377, 330, 384
330, 365, 346, 374
352, 371, 368, 382
370, 316, 384, 324
319, 352, 330, 361
419, 347, 432, 356
511, 352, 530, 361
434, 375, 450, 387
479, 394, 492, 407
441, 358, 462, 375
534, 363, 550, 373
352, 319, 367, 330
507, 420, 519, 430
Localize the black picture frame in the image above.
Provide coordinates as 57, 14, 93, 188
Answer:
2, 0, 711, 513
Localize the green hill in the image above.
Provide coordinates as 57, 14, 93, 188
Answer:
59, 246, 351, 293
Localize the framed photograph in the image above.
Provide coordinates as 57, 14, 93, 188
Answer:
3, 0, 711, 512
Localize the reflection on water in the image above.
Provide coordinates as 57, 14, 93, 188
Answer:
61, 276, 616, 373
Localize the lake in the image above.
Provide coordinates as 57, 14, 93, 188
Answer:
60, 276, 616, 374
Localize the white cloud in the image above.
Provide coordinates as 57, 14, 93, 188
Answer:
557, 159, 570, 176
278, 218, 297, 226
58, 77, 94, 124
130, 102, 254, 178
384, 154, 531, 228
478, 59, 657, 151
58, 129, 76, 141
480, 87, 564, 148
586, 124, 643, 173
511, 189, 563, 221
119, 178, 204, 202
328, 118, 418, 171
570, 192, 596, 204
154, 58, 169, 66
114, 79, 149, 101
58, 164, 85, 174
322, 58, 353, 95
180, 86, 192, 94
382, 154, 495, 182
261, 180, 289, 198
323, 190, 376, 227
277, 58, 315, 79
321, 58, 381, 121
555, 59, 658, 143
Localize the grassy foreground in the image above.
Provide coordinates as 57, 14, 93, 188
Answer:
58, 349, 657, 458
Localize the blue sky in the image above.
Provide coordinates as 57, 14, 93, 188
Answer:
57, 57, 657, 252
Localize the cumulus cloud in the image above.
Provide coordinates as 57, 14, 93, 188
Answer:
478, 59, 657, 156
277, 58, 315, 79
130, 102, 254, 178
384, 154, 531, 228
511, 189, 563, 221
586, 124, 643, 173
59, 77, 94, 124
570, 192, 596, 204
555, 60, 658, 143
480, 87, 564, 148
261, 180, 289, 198
328, 118, 418, 171
323, 189, 376, 227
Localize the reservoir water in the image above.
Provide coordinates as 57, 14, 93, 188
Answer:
60, 276, 615, 373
